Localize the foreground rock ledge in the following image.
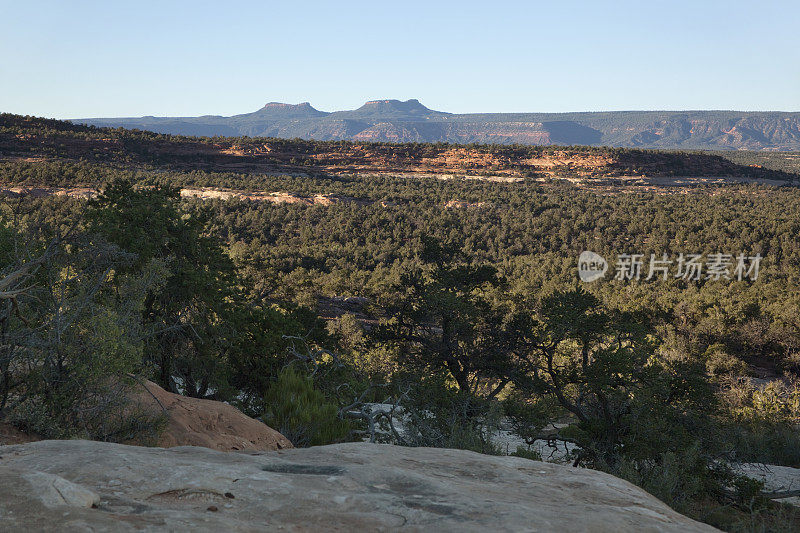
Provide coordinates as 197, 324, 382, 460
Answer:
0, 440, 716, 532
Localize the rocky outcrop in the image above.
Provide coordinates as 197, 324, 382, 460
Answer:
736, 463, 800, 506
128, 380, 292, 451
0, 440, 717, 531
0, 380, 291, 451
180, 188, 359, 206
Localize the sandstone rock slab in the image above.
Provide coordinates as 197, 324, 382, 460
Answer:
0, 440, 717, 532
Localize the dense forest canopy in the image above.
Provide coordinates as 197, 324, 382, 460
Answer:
2, 114, 800, 530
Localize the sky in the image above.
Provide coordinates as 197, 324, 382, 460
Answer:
1, 0, 798, 118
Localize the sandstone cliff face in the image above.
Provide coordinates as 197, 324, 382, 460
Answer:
0, 440, 718, 532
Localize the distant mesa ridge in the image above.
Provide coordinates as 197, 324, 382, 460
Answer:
73, 100, 800, 150
359, 98, 433, 112
251, 101, 328, 119
260, 102, 317, 110
263, 102, 306, 107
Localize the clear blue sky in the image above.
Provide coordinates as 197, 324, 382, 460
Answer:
1, 0, 798, 118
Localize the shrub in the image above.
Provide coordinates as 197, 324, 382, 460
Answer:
0, 227, 167, 442
613, 445, 723, 513
704, 343, 749, 377
719, 376, 800, 466
510, 447, 543, 461
262, 366, 351, 447
394, 373, 504, 455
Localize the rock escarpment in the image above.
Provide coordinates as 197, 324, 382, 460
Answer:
0, 440, 717, 531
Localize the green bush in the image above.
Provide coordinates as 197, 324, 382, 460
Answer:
262, 366, 352, 447
704, 343, 749, 377
723, 421, 800, 467
719, 376, 800, 466
0, 223, 167, 442
510, 447, 543, 461
395, 374, 504, 455
613, 445, 720, 513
